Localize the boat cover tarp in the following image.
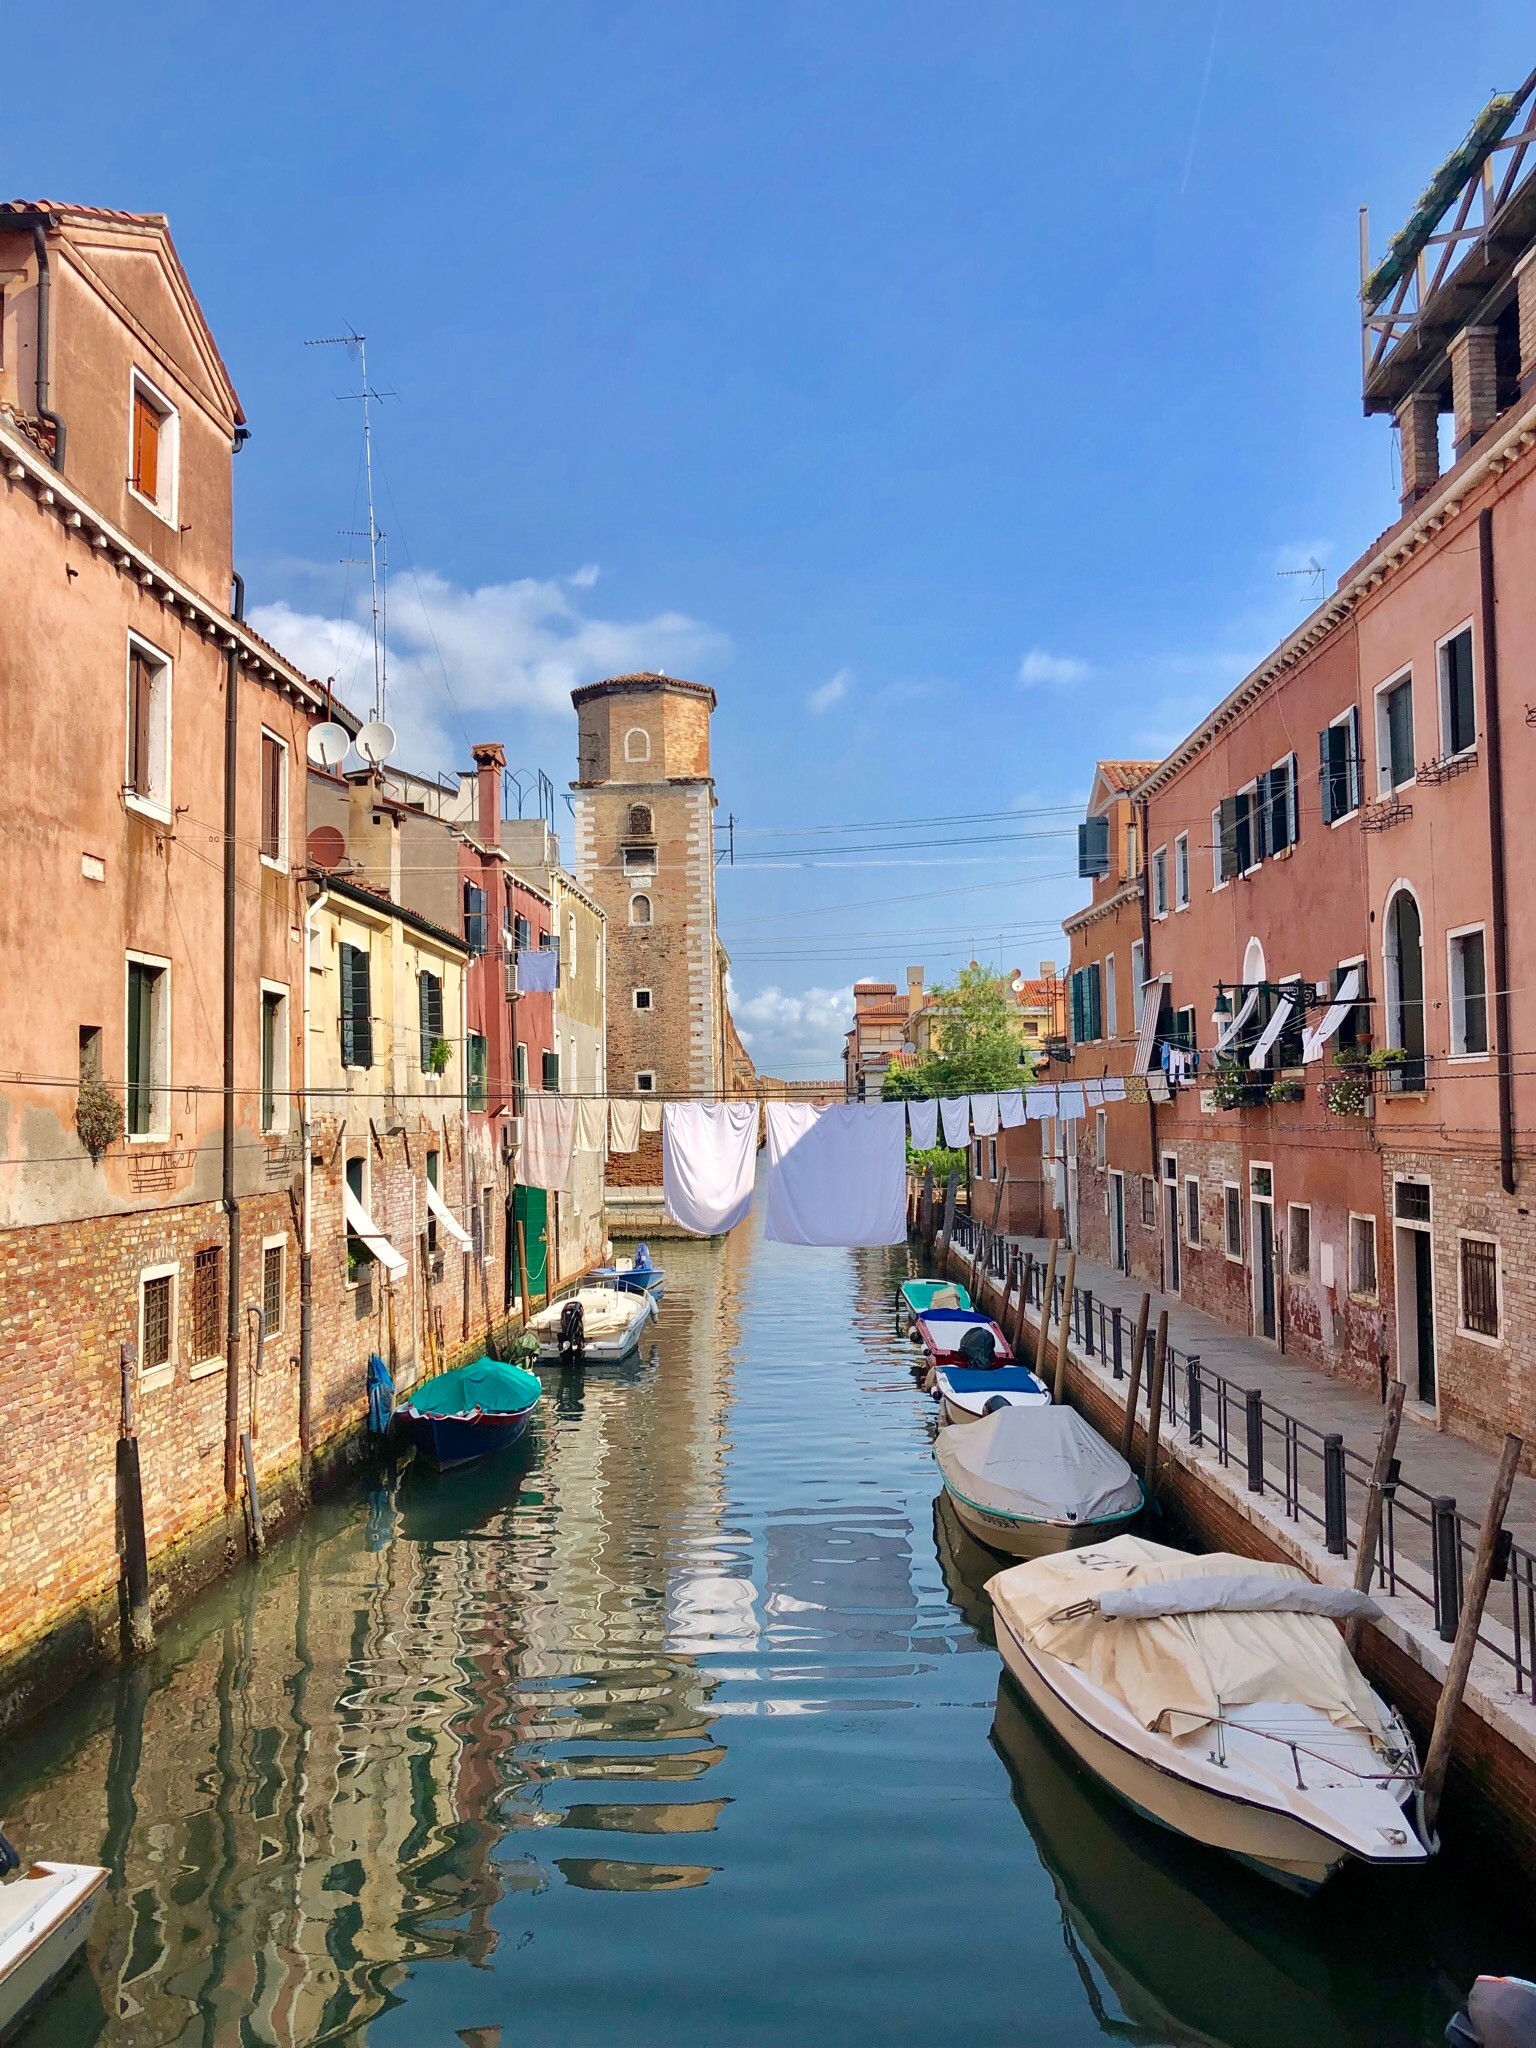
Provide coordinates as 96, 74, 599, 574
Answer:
936, 1407, 1142, 1525
403, 1357, 541, 1418
1099, 1576, 1380, 1623
989, 1534, 1386, 1741
937, 1365, 1047, 1397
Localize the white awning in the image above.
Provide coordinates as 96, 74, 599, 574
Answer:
344, 1185, 409, 1279
1303, 967, 1362, 1064
1132, 974, 1170, 1075
1248, 992, 1295, 1071
424, 1176, 472, 1250
1212, 983, 1260, 1054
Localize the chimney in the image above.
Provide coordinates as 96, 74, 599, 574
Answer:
1396, 391, 1441, 507
906, 965, 924, 1015
1449, 325, 1499, 459
471, 742, 505, 844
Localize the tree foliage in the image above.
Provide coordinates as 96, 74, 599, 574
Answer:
881, 963, 1029, 1104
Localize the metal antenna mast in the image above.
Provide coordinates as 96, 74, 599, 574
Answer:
306, 329, 393, 722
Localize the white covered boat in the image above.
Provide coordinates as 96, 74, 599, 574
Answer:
987, 1534, 1430, 1892
934, 1406, 1143, 1558
0, 1859, 106, 2037
529, 1285, 657, 1364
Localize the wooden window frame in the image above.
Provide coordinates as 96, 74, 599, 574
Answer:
1436, 620, 1477, 762
1287, 1202, 1311, 1281
259, 981, 289, 1133
259, 729, 289, 869
1223, 1182, 1243, 1262
1375, 670, 1415, 795
128, 369, 178, 523
1446, 923, 1490, 1061
1348, 1212, 1379, 1300
125, 950, 171, 1140
124, 635, 172, 820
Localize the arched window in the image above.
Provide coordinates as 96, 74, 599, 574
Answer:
1384, 886, 1426, 1088
1242, 937, 1266, 985
629, 893, 653, 927
628, 802, 653, 838
624, 727, 651, 764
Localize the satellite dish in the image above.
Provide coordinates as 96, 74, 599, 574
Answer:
357, 720, 397, 766
307, 721, 350, 768
306, 825, 347, 872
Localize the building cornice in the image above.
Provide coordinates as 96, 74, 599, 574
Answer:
317, 873, 470, 955
1135, 389, 1536, 801
1063, 878, 1144, 935
0, 414, 346, 722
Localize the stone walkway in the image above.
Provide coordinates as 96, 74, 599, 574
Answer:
1001, 1233, 1536, 1556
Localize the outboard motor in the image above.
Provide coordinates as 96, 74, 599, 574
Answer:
958, 1326, 996, 1371
1447, 1978, 1536, 2048
983, 1393, 1011, 1415
558, 1298, 586, 1365
633, 1241, 652, 1273
0, 1827, 19, 1877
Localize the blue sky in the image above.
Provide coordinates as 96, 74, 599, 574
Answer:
13, 2, 1534, 1073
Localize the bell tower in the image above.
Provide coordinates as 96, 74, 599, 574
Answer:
570, 673, 724, 1107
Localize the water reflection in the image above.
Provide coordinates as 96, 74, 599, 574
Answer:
2, 1225, 1533, 2047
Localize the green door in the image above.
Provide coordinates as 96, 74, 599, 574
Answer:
513, 1185, 549, 1302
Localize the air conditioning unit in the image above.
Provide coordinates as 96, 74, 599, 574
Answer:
501, 1117, 523, 1156
505, 957, 517, 999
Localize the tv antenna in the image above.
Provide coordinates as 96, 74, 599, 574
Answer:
306, 328, 395, 724
1277, 556, 1324, 602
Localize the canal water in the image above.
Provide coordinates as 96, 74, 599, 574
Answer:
5, 1221, 1535, 2046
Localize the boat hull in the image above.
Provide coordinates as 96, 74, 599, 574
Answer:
940, 1392, 1047, 1427
0, 1864, 106, 2040
943, 1486, 1122, 1559
993, 1613, 1381, 1892
395, 1405, 535, 1472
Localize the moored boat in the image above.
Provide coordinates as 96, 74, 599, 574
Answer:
897, 1278, 972, 1337
590, 1243, 665, 1297
934, 1405, 1143, 1558
933, 1361, 1050, 1425
528, 1286, 657, 1364
394, 1356, 542, 1472
987, 1534, 1431, 1892
0, 1835, 106, 2041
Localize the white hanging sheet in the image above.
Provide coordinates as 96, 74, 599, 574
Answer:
662, 1102, 759, 1236
763, 1101, 908, 1247
574, 1096, 608, 1152
939, 1096, 971, 1148
423, 1176, 472, 1250
1082, 1078, 1105, 1109
343, 1185, 408, 1279
1303, 968, 1362, 1063
968, 1093, 1000, 1136
1248, 993, 1295, 1071
906, 1098, 939, 1150
1055, 1083, 1086, 1121
1099, 1077, 1127, 1103
523, 1093, 576, 1192
1213, 983, 1261, 1054
1025, 1085, 1059, 1121
998, 1090, 1026, 1128
608, 1099, 642, 1153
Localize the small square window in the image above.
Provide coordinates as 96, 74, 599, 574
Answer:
636, 1070, 656, 1093
1288, 1204, 1311, 1280
1395, 1180, 1431, 1224
634, 987, 653, 1011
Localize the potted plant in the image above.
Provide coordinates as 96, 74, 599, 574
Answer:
1366, 1045, 1406, 1071
1325, 1066, 1370, 1117
1209, 1057, 1263, 1110
75, 1072, 123, 1163
1267, 1078, 1304, 1104
427, 1037, 453, 1075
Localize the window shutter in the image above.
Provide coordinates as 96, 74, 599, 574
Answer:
1286, 754, 1299, 846
129, 652, 153, 797
1319, 726, 1337, 825
1217, 796, 1238, 882
1253, 773, 1273, 862
133, 392, 160, 501
1347, 707, 1362, 810
339, 944, 355, 1067
1070, 969, 1084, 1044
354, 950, 373, 1068
463, 883, 487, 956
1089, 964, 1103, 1041
1077, 816, 1110, 878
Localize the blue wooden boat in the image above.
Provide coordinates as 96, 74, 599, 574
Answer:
395, 1356, 542, 1472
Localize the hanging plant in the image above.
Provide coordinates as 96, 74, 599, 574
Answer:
1209, 1057, 1264, 1110
76, 1073, 124, 1162
1325, 1072, 1370, 1118
427, 1037, 453, 1075
1367, 1045, 1407, 1071
1267, 1078, 1304, 1104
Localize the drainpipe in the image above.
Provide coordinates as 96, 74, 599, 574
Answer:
223, 575, 245, 1508
27, 221, 66, 471
300, 885, 330, 1488
1137, 796, 1161, 1286
1478, 506, 1517, 1195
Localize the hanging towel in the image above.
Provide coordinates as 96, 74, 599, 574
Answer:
763, 1101, 907, 1247
968, 1093, 1000, 1136
1055, 1083, 1086, 1122
939, 1096, 971, 1148
640, 1100, 663, 1133
907, 1098, 939, 1150
516, 949, 559, 994
1100, 1078, 1127, 1104
522, 1093, 576, 1192
1082, 1078, 1105, 1109
609, 1099, 642, 1153
663, 1102, 759, 1236
1025, 1084, 1060, 1121
574, 1096, 607, 1153
998, 1090, 1026, 1128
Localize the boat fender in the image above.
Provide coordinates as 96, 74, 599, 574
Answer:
559, 1299, 586, 1364
983, 1393, 1011, 1414
366, 1352, 395, 1435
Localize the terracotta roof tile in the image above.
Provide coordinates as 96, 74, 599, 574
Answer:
1096, 759, 1161, 793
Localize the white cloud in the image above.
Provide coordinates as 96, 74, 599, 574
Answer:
1018, 648, 1091, 689
249, 567, 726, 773
730, 982, 852, 1077
807, 666, 853, 715
568, 563, 601, 588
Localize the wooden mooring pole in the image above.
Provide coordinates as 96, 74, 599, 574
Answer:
1419, 1433, 1523, 1840
1143, 1310, 1169, 1495
1038, 1239, 1060, 1376
117, 1341, 153, 1654
938, 1170, 959, 1260
1053, 1251, 1077, 1404
1120, 1292, 1152, 1459
1345, 1380, 1406, 1657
